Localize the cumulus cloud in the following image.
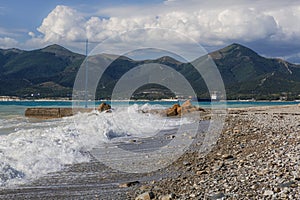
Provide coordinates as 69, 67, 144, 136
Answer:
37, 5, 86, 42
0, 37, 18, 49
267, 7, 300, 41
34, 5, 280, 46
21, 1, 300, 61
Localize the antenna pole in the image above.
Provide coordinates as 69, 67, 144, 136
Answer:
84, 39, 88, 108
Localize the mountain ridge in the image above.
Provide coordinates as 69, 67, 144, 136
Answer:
0, 43, 299, 100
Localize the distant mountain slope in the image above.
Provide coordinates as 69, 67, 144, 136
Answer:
0, 45, 85, 97
0, 43, 299, 100
209, 43, 300, 99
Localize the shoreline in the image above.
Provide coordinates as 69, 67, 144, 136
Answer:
0, 104, 299, 199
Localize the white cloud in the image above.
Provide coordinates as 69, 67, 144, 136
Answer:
0, 37, 18, 49
37, 5, 86, 42
267, 6, 300, 41
28, 31, 35, 38
33, 5, 280, 45
18, 1, 300, 61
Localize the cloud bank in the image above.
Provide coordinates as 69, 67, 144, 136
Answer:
2, 1, 300, 61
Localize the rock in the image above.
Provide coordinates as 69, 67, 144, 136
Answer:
119, 181, 140, 188
221, 154, 234, 160
181, 100, 193, 109
183, 161, 191, 166
166, 135, 175, 139
180, 100, 205, 114
166, 104, 180, 116
212, 161, 224, 171
160, 193, 175, 200
139, 185, 152, 191
263, 190, 274, 196
135, 192, 155, 200
278, 181, 296, 188
25, 107, 92, 119
209, 192, 225, 199
150, 100, 206, 117
97, 103, 111, 112
196, 170, 208, 175
233, 129, 241, 134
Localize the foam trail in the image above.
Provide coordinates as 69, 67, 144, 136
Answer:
0, 104, 193, 187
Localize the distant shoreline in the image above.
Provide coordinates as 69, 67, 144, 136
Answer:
0, 96, 300, 103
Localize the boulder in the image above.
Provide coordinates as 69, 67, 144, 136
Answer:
97, 103, 111, 112
181, 100, 206, 114
181, 99, 193, 109
166, 104, 180, 116
141, 100, 206, 117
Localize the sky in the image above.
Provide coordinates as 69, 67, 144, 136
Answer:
1, 0, 300, 62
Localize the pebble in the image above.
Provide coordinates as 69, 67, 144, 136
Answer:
119, 181, 140, 188
209, 192, 225, 199
135, 192, 155, 200
221, 154, 234, 160
159, 193, 175, 200
263, 190, 274, 196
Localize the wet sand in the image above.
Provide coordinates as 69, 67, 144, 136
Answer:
0, 105, 299, 199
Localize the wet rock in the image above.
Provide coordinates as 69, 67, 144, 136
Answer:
165, 100, 206, 117
119, 181, 140, 188
209, 192, 225, 199
181, 99, 193, 108
97, 102, 111, 112
166, 135, 175, 139
166, 104, 180, 116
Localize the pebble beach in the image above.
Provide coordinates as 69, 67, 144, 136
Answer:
131, 105, 300, 199
0, 104, 299, 199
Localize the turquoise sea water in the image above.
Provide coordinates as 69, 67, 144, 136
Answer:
0, 100, 298, 119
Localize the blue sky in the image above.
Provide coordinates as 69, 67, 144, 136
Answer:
1, 0, 300, 63
0, 0, 163, 42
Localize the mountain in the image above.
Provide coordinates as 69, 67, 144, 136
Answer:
209, 43, 300, 99
0, 43, 300, 100
0, 45, 85, 97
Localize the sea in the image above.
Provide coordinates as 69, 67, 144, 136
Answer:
0, 100, 298, 188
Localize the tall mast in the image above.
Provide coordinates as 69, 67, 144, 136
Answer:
84, 39, 88, 108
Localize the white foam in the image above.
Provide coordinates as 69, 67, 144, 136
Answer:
0, 104, 192, 187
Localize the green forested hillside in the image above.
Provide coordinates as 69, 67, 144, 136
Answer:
0, 43, 299, 100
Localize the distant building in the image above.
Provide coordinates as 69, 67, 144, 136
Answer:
211, 91, 218, 100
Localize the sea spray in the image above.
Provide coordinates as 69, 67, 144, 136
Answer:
0, 104, 193, 187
